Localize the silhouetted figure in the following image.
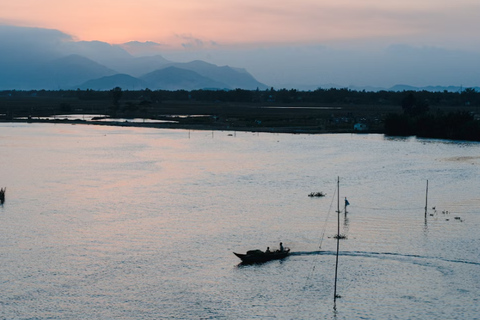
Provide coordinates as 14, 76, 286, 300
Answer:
279, 242, 284, 252
0, 187, 5, 204
265, 247, 271, 253
344, 197, 350, 213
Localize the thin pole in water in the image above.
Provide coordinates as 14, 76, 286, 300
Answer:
334, 176, 340, 303
425, 180, 429, 218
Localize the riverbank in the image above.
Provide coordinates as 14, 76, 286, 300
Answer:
1, 99, 392, 134
2, 92, 478, 136
2, 117, 360, 134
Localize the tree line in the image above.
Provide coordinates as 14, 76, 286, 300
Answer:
1, 87, 479, 107
384, 92, 480, 141
2, 87, 479, 141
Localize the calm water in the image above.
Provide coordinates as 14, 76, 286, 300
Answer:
1, 123, 479, 319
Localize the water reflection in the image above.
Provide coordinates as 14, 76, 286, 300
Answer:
343, 212, 350, 234
15, 114, 178, 123
1, 124, 479, 319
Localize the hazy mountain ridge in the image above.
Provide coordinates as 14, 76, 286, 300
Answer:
139, 66, 229, 90
37, 54, 118, 89
77, 74, 149, 91
0, 25, 478, 92
0, 26, 268, 91
158, 60, 266, 90
291, 83, 480, 93
386, 84, 480, 93
75, 61, 265, 91
0, 50, 266, 90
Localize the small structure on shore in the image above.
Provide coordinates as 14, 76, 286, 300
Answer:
354, 123, 368, 131
0, 187, 5, 204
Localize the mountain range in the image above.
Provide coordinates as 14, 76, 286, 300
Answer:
74, 59, 267, 91
1, 25, 478, 93
0, 34, 268, 91
2, 47, 477, 92
0, 53, 268, 91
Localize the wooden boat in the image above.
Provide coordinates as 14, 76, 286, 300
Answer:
233, 248, 290, 264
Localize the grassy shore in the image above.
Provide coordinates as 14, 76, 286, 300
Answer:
1, 94, 478, 134
0, 96, 395, 133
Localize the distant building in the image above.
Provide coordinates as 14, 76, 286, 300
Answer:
354, 123, 368, 131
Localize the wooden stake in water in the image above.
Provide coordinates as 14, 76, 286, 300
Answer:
334, 176, 340, 303
425, 180, 429, 218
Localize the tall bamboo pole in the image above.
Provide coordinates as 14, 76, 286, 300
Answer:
334, 176, 340, 303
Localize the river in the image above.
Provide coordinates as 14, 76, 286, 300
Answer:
1, 123, 479, 319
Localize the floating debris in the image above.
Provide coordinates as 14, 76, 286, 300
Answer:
308, 192, 325, 197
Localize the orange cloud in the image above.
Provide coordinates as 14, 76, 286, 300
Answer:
1, 0, 479, 49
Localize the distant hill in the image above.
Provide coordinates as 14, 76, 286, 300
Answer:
163, 60, 268, 90
0, 27, 268, 91
0, 48, 266, 91
71, 41, 133, 64
99, 55, 172, 77
74, 58, 269, 91
77, 74, 148, 90
387, 84, 478, 92
139, 66, 230, 90
2, 26, 479, 92
29, 54, 117, 90
304, 83, 480, 93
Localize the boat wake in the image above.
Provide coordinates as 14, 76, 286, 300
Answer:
290, 250, 480, 266
290, 250, 325, 256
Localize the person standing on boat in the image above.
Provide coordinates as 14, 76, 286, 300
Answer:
266, 247, 271, 253
279, 242, 284, 252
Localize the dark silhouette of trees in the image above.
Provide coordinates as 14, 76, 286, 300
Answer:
1, 87, 479, 108
385, 91, 480, 141
401, 92, 429, 116
2, 87, 480, 140
384, 114, 414, 136
110, 87, 123, 117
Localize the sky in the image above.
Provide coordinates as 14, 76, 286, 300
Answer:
2, 0, 480, 89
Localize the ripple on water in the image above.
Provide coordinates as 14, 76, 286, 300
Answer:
0, 125, 479, 319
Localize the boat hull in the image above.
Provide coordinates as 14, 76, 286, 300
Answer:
234, 249, 290, 264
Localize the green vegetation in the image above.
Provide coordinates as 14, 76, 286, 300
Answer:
1, 87, 479, 106
384, 90, 480, 141
1, 87, 479, 140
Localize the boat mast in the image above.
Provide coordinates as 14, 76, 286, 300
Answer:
334, 176, 340, 303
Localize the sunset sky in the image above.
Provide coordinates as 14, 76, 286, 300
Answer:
2, 0, 479, 47
2, 0, 480, 88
